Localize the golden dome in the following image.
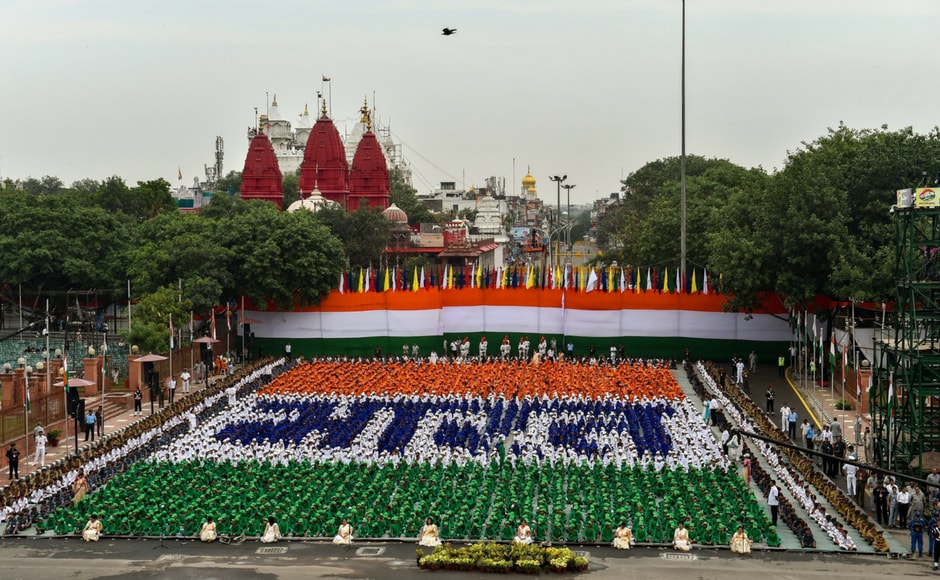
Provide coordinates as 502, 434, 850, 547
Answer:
522, 172, 536, 188
527, 186, 537, 194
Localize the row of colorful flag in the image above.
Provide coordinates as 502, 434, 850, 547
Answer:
338, 264, 722, 294
789, 309, 859, 397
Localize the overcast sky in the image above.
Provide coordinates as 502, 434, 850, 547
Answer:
1, 0, 938, 205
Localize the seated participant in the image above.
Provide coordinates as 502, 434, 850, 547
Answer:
613, 523, 634, 550
333, 518, 353, 545
513, 519, 533, 545
418, 517, 442, 547
260, 516, 281, 543
673, 521, 692, 551
200, 516, 217, 543
73, 474, 89, 504
729, 525, 752, 554
82, 515, 103, 542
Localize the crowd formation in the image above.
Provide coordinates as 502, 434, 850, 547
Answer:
0, 347, 919, 559
0, 359, 287, 538
697, 360, 891, 552
26, 358, 779, 547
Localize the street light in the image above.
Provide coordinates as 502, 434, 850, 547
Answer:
562, 183, 576, 249
549, 175, 567, 267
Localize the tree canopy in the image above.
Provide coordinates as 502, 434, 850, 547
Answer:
596, 123, 940, 312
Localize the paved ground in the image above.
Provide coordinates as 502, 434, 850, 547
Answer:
0, 537, 929, 580
7, 373, 222, 485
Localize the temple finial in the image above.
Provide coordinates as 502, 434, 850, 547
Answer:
359, 96, 372, 130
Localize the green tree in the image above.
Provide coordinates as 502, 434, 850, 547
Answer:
215, 170, 242, 194
126, 211, 232, 315
390, 168, 437, 225
598, 156, 768, 275
313, 205, 392, 270
125, 285, 193, 353
282, 170, 300, 208
708, 124, 940, 312
219, 202, 347, 309
0, 191, 130, 291
130, 178, 177, 219
19, 175, 64, 196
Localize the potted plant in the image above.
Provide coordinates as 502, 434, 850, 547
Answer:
46, 430, 61, 447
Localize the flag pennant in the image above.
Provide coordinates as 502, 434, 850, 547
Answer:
830, 333, 837, 383
586, 268, 599, 293
702, 268, 709, 295
691, 269, 698, 294
843, 343, 848, 389
169, 314, 175, 350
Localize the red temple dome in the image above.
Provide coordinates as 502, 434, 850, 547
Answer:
349, 130, 390, 210
239, 132, 284, 208
300, 101, 349, 206
382, 203, 408, 224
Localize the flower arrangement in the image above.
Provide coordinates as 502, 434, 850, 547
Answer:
414, 541, 587, 574
515, 558, 542, 575
477, 558, 513, 573
549, 556, 570, 573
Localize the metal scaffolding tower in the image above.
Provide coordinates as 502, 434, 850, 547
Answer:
873, 204, 940, 474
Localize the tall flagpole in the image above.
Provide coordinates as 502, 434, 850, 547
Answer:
24, 366, 30, 467
45, 299, 50, 428
679, 0, 687, 284
127, 279, 132, 333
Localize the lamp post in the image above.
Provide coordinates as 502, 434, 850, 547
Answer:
549, 175, 567, 267
562, 183, 576, 250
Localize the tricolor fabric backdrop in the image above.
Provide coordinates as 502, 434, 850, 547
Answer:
245, 288, 791, 361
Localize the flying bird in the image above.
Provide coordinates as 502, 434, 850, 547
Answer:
442, 28, 457, 36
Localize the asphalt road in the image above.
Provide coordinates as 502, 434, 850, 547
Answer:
0, 538, 929, 580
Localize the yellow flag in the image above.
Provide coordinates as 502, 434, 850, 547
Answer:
358, 268, 364, 293
413, 267, 419, 292
383, 268, 390, 292
691, 270, 698, 293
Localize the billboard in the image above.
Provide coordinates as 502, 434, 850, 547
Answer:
915, 188, 940, 208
